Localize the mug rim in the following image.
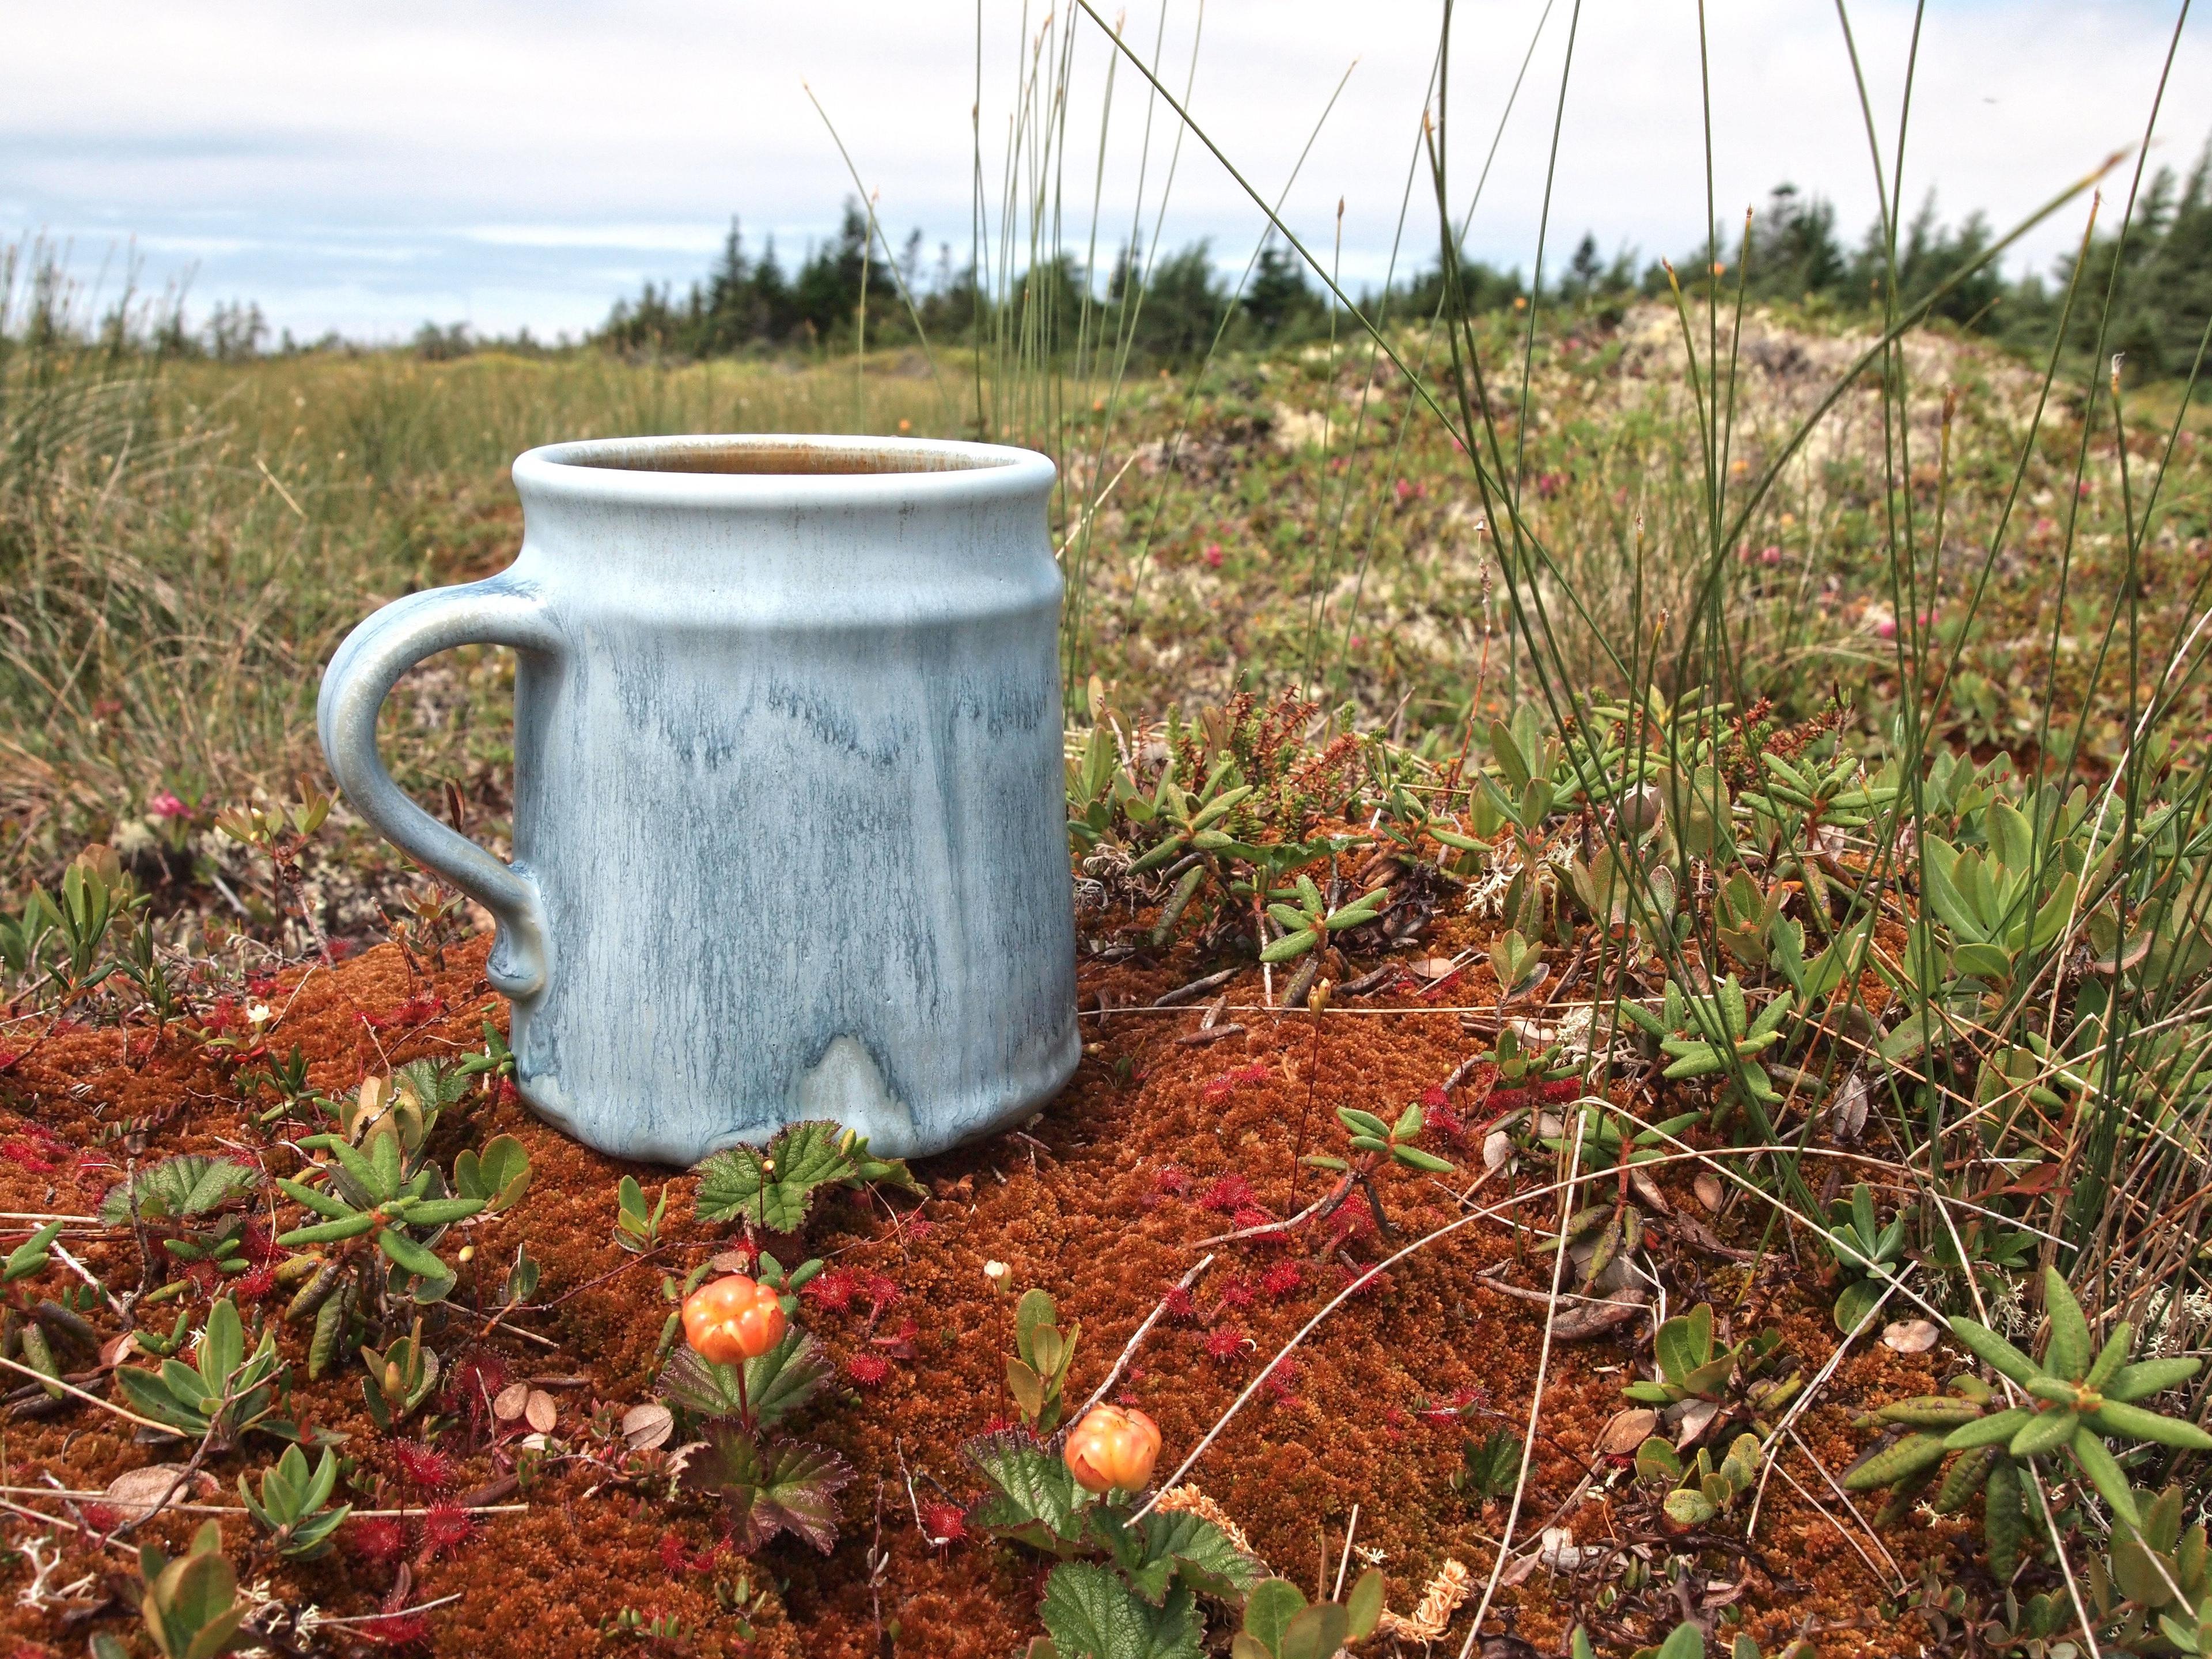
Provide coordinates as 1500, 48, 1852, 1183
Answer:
513, 432, 1056, 507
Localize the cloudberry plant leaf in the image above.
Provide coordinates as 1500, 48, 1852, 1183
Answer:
1038, 1561, 1202, 1659
101, 1156, 260, 1226
964, 1430, 1087, 1555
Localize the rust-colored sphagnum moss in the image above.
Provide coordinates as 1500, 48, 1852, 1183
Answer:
0, 930, 1965, 1657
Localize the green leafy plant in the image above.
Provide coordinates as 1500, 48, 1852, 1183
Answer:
1619, 975, 1794, 1119
1299, 1099, 1455, 1236
358, 1319, 439, 1430
1007, 1286, 1081, 1433
661, 1317, 850, 1555
1488, 927, 1547, 1001
1844, 1267, 2212, 1580
694, 1120, 917, 1233
683, 1426, 853, 1554
275, 1065, 526, 1373
116, 1296, 295, 1446
1452, 1427, 1524, 1500
238, 1047, 327, 1130
238, 1444, 350, 1560
968, 1431, 1264, 1659
1, 1218, 100, 1396
102, 1155, 263, 1280
1229, 1570, 1382, 1659
1915, 806, 2079, 994
452, 1132, 532, 1210
1258, 873, 1386, 963
1634, 1430, 1763, 1527
1124, 754, 1255, 875
614, 1175, 668, 1254
1823, 1182, 1910, 1332
661, 1326, 835, 1431
1624, 1304, 1801, 1421
2082, 1483, 2212, 1655
137, 1520, 247, 1659
1712, 869, 1795, 969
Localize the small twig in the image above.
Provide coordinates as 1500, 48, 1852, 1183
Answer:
313, 1593, 465, 1627
1187, 1179, 1352, 1248
1152, 967, 1241, 1008
1175, 1023, 1247, 1047
1334, 963, 1403, 999
1454, 1102, 1588, 1659
0, 1353, 175, 1434
1076, 1255, 1215, 1420
894, 1438, 929, 1535
50, 1241, 129, 1324
1767, 1457, 1894, 1589
0, 1487, 527, 1518
1786, 1425, 1903, 1586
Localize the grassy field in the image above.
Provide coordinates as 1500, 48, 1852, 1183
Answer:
5, 302, 2206, 897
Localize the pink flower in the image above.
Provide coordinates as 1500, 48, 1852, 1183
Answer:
1203, 543, 1224, 568
147, 790, 191, 820
1874, 617, 1897, 641
1759, 546, 1782, 567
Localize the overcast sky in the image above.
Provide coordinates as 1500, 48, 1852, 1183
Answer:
3, 1, 2205, 343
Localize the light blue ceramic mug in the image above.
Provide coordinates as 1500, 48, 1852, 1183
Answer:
319, 433, 1079, 1164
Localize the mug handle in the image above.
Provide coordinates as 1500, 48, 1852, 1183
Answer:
317, 577, 562, 999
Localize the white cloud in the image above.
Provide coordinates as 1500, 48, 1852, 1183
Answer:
2, 1, 2203, 339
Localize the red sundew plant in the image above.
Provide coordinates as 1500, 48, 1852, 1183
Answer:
1202, 1062, 1270, 1101
1261, 1359, 1302, 1408
1212, 1274, 1255, 1312
1152, 1164, 1190, 1199
232, 1265, 278, 1302
1161, 1285, 1199, 1323
844, 1352, 892, 1388
440, 1352, 513, 1441
657, 1532, 691, 1578
390, 1440, 456, 1491
800, 1267, 859, 1313
1196, 1172, 1254, 1214
1205, 1326, 1249, 1362
1259, 1260, 1304, 1299
416, 1503, 476, 1562
920, 1500, 968, 1550
354, 1609, 431, 1649
349, 1516, 411, 1573
658, 1531, 721, 1576
1230, 1205, 1277, 1236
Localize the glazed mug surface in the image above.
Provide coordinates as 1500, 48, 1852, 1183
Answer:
319, 433, 1079, 1163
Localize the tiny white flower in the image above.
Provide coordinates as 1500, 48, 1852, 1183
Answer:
246, 1002, 273, 1027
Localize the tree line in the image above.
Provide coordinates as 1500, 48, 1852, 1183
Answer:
593, 136, 2211, 388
